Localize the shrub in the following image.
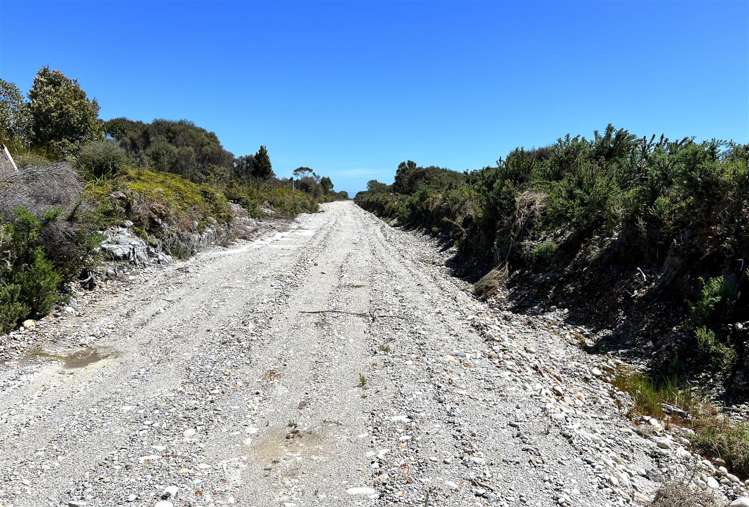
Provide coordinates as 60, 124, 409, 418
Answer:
15, 248, 62, 317
691, 418, 749, 479
76, 140, 128, 177
0, 283, 28, 334
651, 481, 720, 507
0, 210, 64, 333
689, 276, 737, 328
695, 326, 736, 372
531, 239, 558, 264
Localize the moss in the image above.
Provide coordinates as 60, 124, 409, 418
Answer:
124, 168, 232, 226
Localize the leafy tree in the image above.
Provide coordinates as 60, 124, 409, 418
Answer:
233, 154, 256, 180
252, 145, 273, 179
320, 176, 334, 194
293, 166, 314, 179
0, 79, 31, 151
28, 67, 101, 157
367, 180, 390, 193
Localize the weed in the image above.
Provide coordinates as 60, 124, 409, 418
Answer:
358, 372, 368, 388
378, 343, 392, 353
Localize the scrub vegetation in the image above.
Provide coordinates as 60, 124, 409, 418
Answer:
356, 126, 749, 393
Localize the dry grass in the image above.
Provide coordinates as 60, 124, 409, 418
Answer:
614, 367, 749, 479
0, 162, 82, 220
651, 481, 721, 507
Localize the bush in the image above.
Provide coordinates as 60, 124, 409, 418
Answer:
0, 283, 28, 334
0, 209, 64, 333
77, 140, 128, 177
691, 417, 749, 479
695, 326, 736, 372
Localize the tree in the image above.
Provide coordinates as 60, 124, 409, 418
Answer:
0, 79, 31, 151
252, 145, 273, 179
293, 166, 314, 179
320, 176, 334, 194
28, 67, 101, 157
233, 154, 256, 180
367, 180, 390, 193
393, 160, 417, 193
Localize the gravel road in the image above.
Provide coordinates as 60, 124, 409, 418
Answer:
0, 201, 740, 506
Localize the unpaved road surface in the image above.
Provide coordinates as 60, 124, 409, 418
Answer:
0, 202, 730, 506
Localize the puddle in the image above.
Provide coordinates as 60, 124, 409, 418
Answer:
245, 423, 333, 464
29, 346, 120, 369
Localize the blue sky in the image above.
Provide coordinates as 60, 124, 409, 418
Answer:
1, 0, 747, 195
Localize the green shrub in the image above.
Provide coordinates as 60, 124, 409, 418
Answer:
0, 283, 29, 334
695, 326, 736, 372
531, 239, 558, 264
690, 276, 737, 328
14, 248, 62, 317
0, 210, 64, 332
76, 140, 128, 177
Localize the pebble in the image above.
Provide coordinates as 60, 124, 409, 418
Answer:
346, 486, 377, 496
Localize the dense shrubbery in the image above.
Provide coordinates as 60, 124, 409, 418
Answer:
76, 140, 129, 177
356, 125, 749, 387
0, 208, 100, 333
0, 67, 345, 333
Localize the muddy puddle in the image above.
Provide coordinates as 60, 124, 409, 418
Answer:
245, 423, 335, 464
28, 346, 120, 369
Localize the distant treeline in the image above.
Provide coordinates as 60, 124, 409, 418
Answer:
356, 126, 749, 390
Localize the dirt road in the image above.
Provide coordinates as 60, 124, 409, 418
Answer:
0, 201, 714, 506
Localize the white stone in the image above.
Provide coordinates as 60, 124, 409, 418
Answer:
346, 487, 377, 496
730, 497, 749, 507
162, 486, 178, 498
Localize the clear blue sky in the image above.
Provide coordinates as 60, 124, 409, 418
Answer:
1, 0, 748, 195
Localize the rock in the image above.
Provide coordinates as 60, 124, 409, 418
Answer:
652, 436, 671, 449
707, 476, 720, 489
731, 497, 749, 507
346, 486, 377, 496
21, 319, 36, 330
183, 428, 196, 439
100, 228, 150, 265
390, 415, 410, 423
154, 502, 173, 507
67, 502, 87, 507
162, 486, 178, 499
